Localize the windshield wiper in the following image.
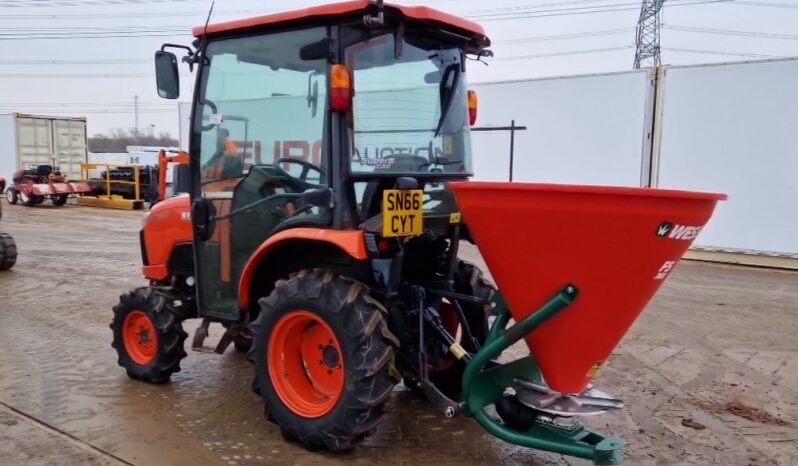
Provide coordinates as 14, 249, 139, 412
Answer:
434, 63, 461, 137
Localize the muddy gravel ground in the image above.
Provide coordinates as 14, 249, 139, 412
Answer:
0, 203, 796, 466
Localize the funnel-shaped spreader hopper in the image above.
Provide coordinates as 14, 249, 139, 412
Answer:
448, 182, 726, 394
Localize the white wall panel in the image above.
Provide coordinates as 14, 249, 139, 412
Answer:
472, 70, 654, 186
655, 58, 798, 255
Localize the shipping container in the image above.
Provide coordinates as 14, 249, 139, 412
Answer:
0, 113, 88, 184
653, 57, 798, 264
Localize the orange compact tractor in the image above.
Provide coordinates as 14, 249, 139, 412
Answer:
111, 2, 725, 463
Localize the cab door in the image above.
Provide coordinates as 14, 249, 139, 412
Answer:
190, 27, 331, 321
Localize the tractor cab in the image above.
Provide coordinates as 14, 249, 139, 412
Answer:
154, 1, 490, 321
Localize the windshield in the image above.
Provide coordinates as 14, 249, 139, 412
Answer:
346, 33, 473, 176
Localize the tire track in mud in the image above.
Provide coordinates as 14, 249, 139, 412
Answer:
0, 290, 229, 466
0, 400, 132, 465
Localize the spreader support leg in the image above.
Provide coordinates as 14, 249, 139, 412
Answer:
461, 284, 624, 466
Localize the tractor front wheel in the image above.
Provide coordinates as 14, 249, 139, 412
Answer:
110, 287, 188, 383
52, 194, 68, 206
0, 233, 17, 271
249, 269, 400, 451
5, 189, 17, 205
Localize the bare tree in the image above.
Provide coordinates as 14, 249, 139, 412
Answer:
89, 128, 179, 153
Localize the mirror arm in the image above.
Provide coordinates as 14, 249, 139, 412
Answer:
160, 43, 196, 71
395, 22, 405, 59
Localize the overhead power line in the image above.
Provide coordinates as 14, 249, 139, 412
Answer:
0, 73, 151, 78
0, 108, 175, 114
0, 32, 181, 40
0, 102, 172, 107
664, 25, 798, 41
0, 8, 261, 19
496, 28, 635, 44
0, 58, 149, 65
468, 0, 731, 21
1, 0, 207, 7
729, 1, 798, 8
662, 47, 784, 59
497, 45, 634, 61
0, 0, 734, 24
463, 0, 613, 14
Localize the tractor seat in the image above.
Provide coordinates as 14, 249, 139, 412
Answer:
36, 165, 53, 177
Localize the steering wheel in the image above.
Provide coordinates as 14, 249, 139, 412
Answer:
274, 158, 326, 186
199, 98, 218, 131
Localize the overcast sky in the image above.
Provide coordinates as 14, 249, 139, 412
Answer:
1, 0, 796, 138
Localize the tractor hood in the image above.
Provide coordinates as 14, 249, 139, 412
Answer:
448, 181, 726, 394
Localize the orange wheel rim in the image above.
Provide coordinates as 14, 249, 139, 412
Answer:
123, 310, 158, 365
268, 310, 344, 418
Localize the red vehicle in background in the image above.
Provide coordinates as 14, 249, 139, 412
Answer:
5, 165, 92, 207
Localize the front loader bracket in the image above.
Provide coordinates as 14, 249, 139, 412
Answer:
460, 285, 624, 465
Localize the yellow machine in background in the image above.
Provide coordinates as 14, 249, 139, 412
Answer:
78, 163, 146, 210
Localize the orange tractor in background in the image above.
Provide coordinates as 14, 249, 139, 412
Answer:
110, 2, 725, 464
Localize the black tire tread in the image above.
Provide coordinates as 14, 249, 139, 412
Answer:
0, 233, 17, 271
248, 269, 399, 452
21, 192, 36, 207
52, 195, 68, 206
6, 189, 18, 205
110, 287, 188, 383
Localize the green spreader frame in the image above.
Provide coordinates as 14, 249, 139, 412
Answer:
461, 285, 625, 465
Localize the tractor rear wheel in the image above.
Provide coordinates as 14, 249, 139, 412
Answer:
19, 191, 35, 207
428, 261, 496, 399
110, 287, 188, 383
5, 189, 17, 205
0, 233, 17, 271
249, 269, 401, 451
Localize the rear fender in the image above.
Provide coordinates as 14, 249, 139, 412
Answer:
238, 228, 368, 311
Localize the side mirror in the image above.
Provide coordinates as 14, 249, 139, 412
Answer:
424, 71, 441, 84
173, 164, 191, 194
154, 51, 179, 99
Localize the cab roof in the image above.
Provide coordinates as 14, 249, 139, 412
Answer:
192, 1, 488, 44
